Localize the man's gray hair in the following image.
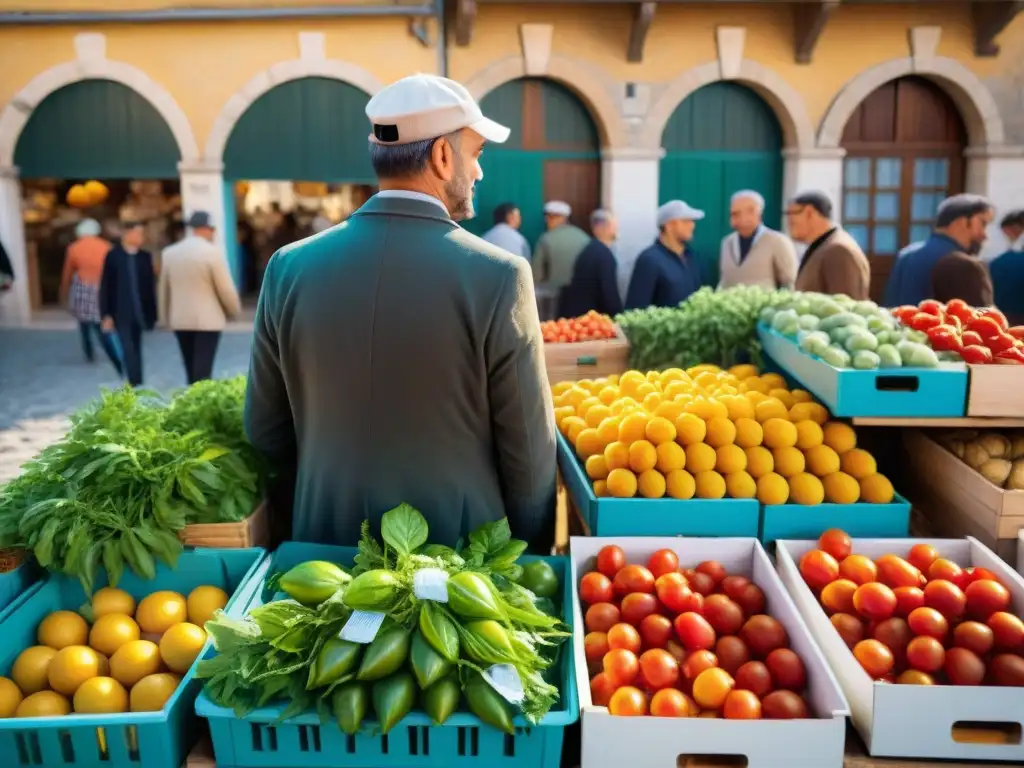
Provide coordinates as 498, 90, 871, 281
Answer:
731, 190, 765, 212
935, 194, 993, 228
590, 208, 614, 227
368, 132, 460, 178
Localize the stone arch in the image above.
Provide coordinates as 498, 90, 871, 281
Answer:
205, 59, 384, 163
0, 59, 199, 166
817, 57, 1005, 148
462, 55, 628, 149
641, 60, 816, 153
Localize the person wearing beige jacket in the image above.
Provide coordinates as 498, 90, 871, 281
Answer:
718, 190, 798, 289
158, 211, 241, 384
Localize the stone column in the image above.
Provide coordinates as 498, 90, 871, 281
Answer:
782, 147, 847, 224
178, 161, 239, 285
602, 148, 663, 264
965, 145, 1024, 259
0, 165, 29, 326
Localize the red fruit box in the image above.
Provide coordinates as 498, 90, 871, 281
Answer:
776, 536, 1024, 762
569, 536, 850, 768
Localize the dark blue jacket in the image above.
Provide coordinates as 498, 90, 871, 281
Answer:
625, 240, 703, 310
990, 249, 1024, 324
883, 233, 960, 307
557, 238, 623, 318
99, 245, 156, 329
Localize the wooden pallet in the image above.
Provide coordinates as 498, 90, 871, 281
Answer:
179, 502, 269, 549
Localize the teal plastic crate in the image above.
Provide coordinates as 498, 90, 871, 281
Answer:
196, 541, 578, 768
557, 431, 760, 537
0, 547, 268, 768
758, 324, 968, 418
760, 493, 912, 546
0, 558, 42, 616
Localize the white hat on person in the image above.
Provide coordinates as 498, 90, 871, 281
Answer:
365, 74, 510, 146
543, 201, 572, 217
657, 200, 705, 227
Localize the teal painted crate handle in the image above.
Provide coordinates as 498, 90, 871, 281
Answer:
575, 355, 598, 366
874, 375, 921, 392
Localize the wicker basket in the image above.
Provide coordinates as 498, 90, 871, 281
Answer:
179, 502, 269, 549
0, 548, 26, 574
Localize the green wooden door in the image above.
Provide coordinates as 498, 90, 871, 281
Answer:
223, 77, 374, 182
468, 79, 600, 247
659, 82, 783, 286
15, 79, 180, 179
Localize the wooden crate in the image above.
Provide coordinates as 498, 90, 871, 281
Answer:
179, 501, 269, 549
965, 364, 1024, 417
902, 430, 1024, 564
0, 548, 25, 574
543, 328, 630, 384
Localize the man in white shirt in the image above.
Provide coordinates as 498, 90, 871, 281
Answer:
718, 190, 797, 289
482, 202, 531, 260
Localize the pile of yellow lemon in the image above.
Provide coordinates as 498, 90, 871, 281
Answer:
553, 365, 895, 506
0, 584, 228, 719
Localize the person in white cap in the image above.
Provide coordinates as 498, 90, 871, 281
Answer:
244, 73, 556, 551
719, 190, 798, 290
532, 200, 591, 317
60, 217, 120, 372
625, 200, 706, 309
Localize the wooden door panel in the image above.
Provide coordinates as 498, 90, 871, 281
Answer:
543, 160, 600, 232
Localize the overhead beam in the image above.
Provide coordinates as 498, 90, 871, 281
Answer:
627, 2, 657, 63
793, 0, 839, 64
453, 0, 476, 47
972, 0, 1023, 56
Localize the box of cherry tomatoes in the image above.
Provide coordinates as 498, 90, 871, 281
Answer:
776, 532, 1024, 762
569, 536, 850, 768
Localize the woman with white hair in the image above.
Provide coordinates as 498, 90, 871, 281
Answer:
60, 218, 122, 374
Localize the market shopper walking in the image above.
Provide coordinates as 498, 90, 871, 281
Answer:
244, 74, 556, 550
533, 200, 591, 317
159, 211, 241, 385
99, 222, 156, 386
786, 191, 872, 300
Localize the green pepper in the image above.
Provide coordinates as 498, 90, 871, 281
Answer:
418, 602, 460, 662
307, 636, 362, 690
356, 625, 411, 681
463, 671, 515, 735
372, 672, 416, 734
409, 629, 452, 690
517, 561, 558, 599
422, 674, 461, 726
332, 682, 368, 735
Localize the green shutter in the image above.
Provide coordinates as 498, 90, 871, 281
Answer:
479, 80, 526, 150
542, 81, 598, 148
14, 79, 180, 179
660, 83, 783, 286
224, 77, 374, 182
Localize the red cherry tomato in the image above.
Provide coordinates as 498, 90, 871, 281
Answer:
734, 660, 773, 698
585, 603, 621, 633
799, 550, 840, 591
620, 592, 660, 626
596, 545, 627, 578
875, 555, 924, 589
607, 622, 642, 654
674, 612, 717, 652
639, 648, 680, 690
765, 648, 807, 692
640, 614, 675, 649
590, 672, 617, 706
702, 595, 745, 635
613, 565, 656, 596
579, 572, 614, 605
944, 647, 986, 686
906, 543, 939, 574
817, 529, 853, 560
695, 560, 727, 585
647, 549, 680, 578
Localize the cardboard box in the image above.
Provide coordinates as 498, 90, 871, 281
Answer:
777, 536, 1024, 761
571, 536, 850, 767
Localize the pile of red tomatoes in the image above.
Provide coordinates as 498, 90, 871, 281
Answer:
581, 545, 814, 719
798, 529, 1024, 686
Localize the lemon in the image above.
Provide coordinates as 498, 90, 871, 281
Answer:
794, 420, 824, 451
665, 469, 696, 499
728, 364, 759, 380
715, 444, 747, 474
584, 404, 612, 428
789, 402, 829, 425
606, 468, 638, 498
733, 418, 763, 449
160, 623, 207, 674
109, 640, 162, 688
790, 389, 813, 403
48, 645, 101, 696
762, 418, 798, 449
576, 396, 602, 420
720, 395, 755, 421
643, 392, 664, 412
596, 416, 621, 445
725, 471, 757, 499
187, 585, 229, 628
89, 613, 140, 657
637, 469, 667, 499
12, 646, 57, 695
743, 378, 770, 395
694, 470, 726, 499
757, 472, 790, 505
772, 446, 806, 478
575, 428, 605, 459
593, 480, 609, 497
16, 691, 70, 718
674, 413, 707, 445
744, 446, 774, 478
598, 386, 620, 405
618, 412, 650, 444
38, 610, 89, 650
604, 441, 631, 471
561, 416, 586, 441
805, 444, 840, 477
823, 422, 857, 454
823, 471, 861, 504
628, 440, 658, 473
73, 677, 128, 714
840, 448, 877, 480
685, 443, 717, 474
860, 473, 895, 504
705, 417, 737, 448
788, 473, 825, 505
654, 401, 684, 423
585, 454, 610, 480
130, 673, 181, 713
645, 416, 677, 446
0, 676, 23, 718
90, 587, 136, 619
135, 591, 188, 635
754, 398, 789, 423
655, 441, 686, 473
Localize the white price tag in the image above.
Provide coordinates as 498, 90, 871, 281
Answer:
413, 568, 450, 602
339, 610, 387, 644
483, 664, 525, 705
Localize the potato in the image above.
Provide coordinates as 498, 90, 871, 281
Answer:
963, 443, 991, 470
947, 440, 966, 460
980, 458, 1012, 487
977, 433, 1010, 459
1009, 435, 1024, 461
1008, 460, 1024, 491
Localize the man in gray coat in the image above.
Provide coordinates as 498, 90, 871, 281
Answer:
244, 74, 556, 549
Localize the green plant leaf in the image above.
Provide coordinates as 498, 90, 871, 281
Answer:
379, 503, 428, 556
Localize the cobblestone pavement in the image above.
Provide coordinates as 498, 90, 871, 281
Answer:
0, 328, 254, 482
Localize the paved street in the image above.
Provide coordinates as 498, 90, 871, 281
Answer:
0, 327, 254, 482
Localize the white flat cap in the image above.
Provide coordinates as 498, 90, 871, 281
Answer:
657, 200, 705, 227
365, 73, 510, 146
543, 200, 572, 217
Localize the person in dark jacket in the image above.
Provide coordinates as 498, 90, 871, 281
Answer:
625, 200, 704, 309
100, 222, 157, 386
988, 209, 1024, 325
884, 194, 993, 307
557, 209, 623, 318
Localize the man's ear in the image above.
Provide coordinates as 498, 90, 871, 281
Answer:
430, 138, 454, 182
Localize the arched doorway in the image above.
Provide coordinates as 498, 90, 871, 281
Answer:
659, 82, 783, 287
467, 78, 601, 247
839, 76, 967, 300
222, 76, 376, 295
15, 79, 182, 308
